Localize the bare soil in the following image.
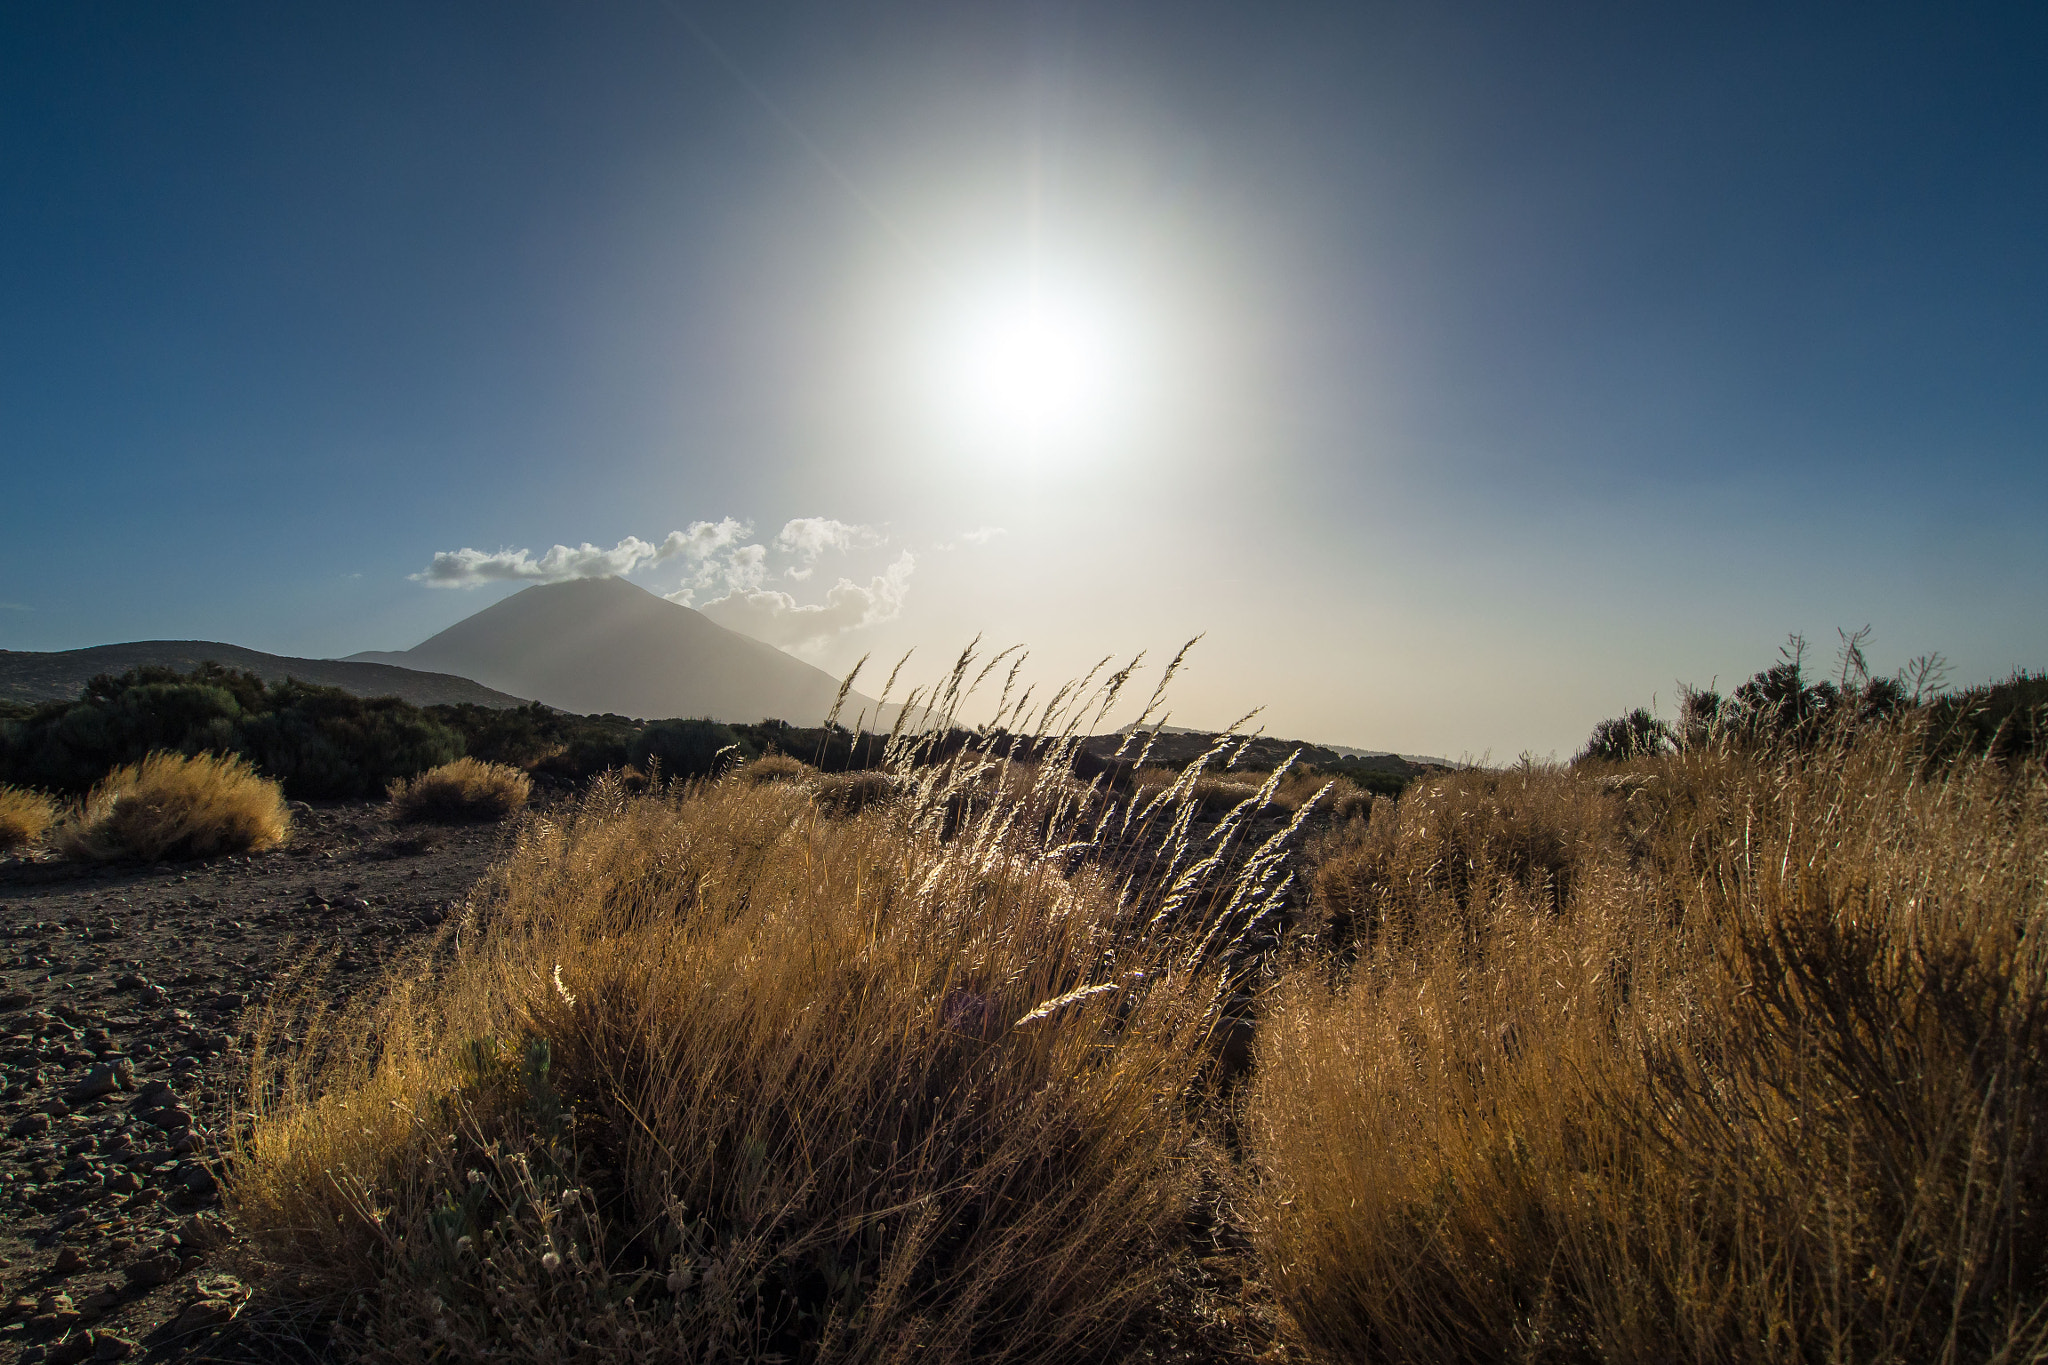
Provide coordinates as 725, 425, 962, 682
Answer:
0, 800, 510, 1363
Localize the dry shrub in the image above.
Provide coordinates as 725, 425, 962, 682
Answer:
812, 767, 909, 817
1308, 761, 1615, 954
388, 757, 532, 824
0, 785, 56, 853
732, 752, 814, 786
229, 752, 1279, 1363
52, 751, 289, 862
1248, 730, 2048, 1363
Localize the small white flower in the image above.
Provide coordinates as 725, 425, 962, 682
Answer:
541, 1250, 562, 1273
553, 964, 576, 1007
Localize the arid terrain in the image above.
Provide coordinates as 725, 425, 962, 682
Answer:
0, 803, 511, 1363
0, 794, 1298, 1365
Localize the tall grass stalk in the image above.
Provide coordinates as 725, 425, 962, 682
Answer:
229, 644, 1311, 1363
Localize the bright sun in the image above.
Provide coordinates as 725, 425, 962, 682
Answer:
937, 274, 1132, 450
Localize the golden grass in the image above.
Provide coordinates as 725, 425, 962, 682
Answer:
1246, 728, 2048, 1363
52, 750, 289, 862
227, 644, 1306, 1363
388, 757, 532, 824
730, 752, 814, 786
0, 785, 56, 853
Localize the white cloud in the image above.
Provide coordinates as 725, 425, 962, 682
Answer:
772, 517, 883, 561
416, 519, 754, 591
655, 518, 753, 564
414, 537, 665, 588
700, 551, 915, 650
934, 525, 1008, 551
665, 540, 771, 606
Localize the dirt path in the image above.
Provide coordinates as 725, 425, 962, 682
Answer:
0, 801, 513, 1364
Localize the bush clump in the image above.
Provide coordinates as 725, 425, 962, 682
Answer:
54, 751, 290, 862
230, 772, 1238, 1363
0, 785, 56, 853
1252, 721, 2048, 1363
731, 752, 814, 786
811, 767, 910, 816
627, 718, 754, 782
387, 757, 532, 825
1, 663, 462, 800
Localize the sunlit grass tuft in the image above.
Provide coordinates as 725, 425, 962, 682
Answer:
0, 784, 56, 853
388, 756, 532, 824
53, 751, 289, 862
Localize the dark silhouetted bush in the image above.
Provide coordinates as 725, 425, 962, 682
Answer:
628, 719, 753, 782
1576, 707, 1673, 764
0, 664, 461, 800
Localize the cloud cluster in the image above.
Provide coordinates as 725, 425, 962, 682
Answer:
700, 551, 916, 650
415, 519, 751, 589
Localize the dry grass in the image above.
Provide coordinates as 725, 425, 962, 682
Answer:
388, 757, 532, 824
1247, 727, 2048, 1363
227, 644, 1308, 1364
52, 750, 289, 862
0, 785, 56, 853
811, 767, 911, 817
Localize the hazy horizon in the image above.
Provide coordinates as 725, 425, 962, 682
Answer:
4, 4, 2044, 758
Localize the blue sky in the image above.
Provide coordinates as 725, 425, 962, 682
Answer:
3, 2, 2044, 757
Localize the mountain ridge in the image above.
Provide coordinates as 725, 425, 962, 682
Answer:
0, 641, 530, 710
347, 577, 877, 726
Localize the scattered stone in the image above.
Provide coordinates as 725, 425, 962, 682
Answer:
170, 1296, 240, 1334
48, 1333, 93, 1365
140, 1106, 189, 1133
92, 1332, 134, 1361
61, 1063, 131, 1105
120, 1253, 178, 1289
50, 1247, 83, 1276
75, 1289, 118, 1317
9, 1113, 50, 1138
0, 991, 34, 1010
127, 1080, 173, 1107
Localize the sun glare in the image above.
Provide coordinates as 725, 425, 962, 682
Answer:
935, 274, 1134, 452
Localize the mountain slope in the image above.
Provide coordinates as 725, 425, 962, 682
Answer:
348, 577, 870, 724
0, 642, 530, 709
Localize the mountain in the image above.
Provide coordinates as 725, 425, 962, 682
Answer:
347, 577, 873, 725
0, 641, 529, 709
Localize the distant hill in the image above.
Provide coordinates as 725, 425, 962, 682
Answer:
347, 577, 877, 726
0, 641, 530, 709
1109, 722, 1448, 768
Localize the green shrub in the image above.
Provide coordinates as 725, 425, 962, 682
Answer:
628, 719, 753, 782
0, 663, 462, 800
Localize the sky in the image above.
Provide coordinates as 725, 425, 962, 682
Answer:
3, 2, 2044, 758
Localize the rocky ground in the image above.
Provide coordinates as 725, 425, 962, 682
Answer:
0, 801, 512, 1364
